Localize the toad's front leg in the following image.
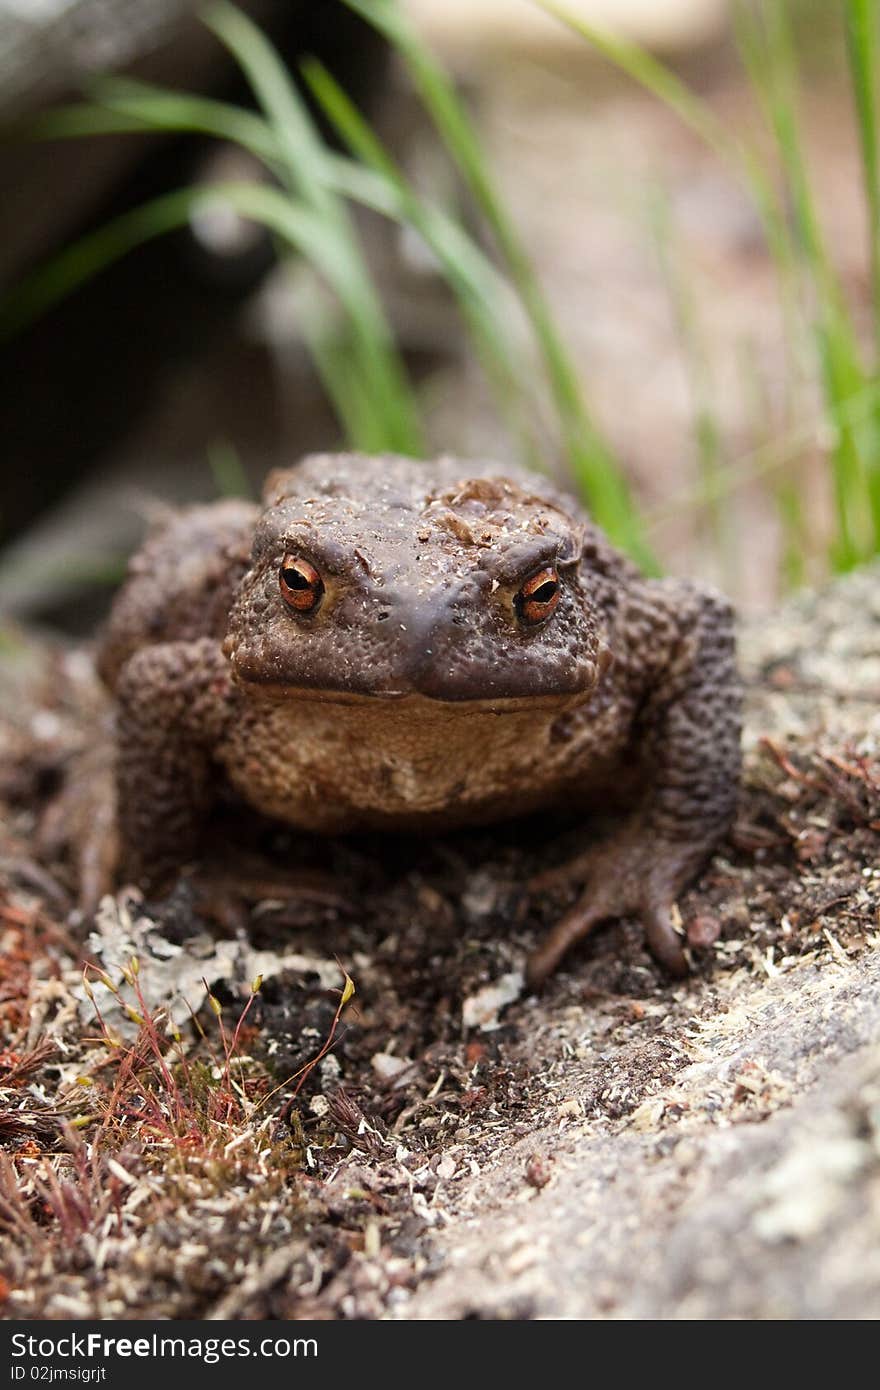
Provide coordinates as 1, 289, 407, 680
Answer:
527, 583, 742, 985
113, 638, 233, 888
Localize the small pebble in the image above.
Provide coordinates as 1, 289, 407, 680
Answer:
687, 914, 721, 948
525, 1153, 553, 1189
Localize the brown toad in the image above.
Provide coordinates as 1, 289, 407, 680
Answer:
97, 453, 741, 983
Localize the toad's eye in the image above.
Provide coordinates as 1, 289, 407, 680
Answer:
515, 566, 560, 626
279, 556, 324, 613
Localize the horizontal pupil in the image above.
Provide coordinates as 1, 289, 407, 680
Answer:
529, 581, 557, 604
283, 568, 312, 590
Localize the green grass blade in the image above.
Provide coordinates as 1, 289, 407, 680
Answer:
648, 186, 726, 543
845, 0, 880, 357
0, 187, 210, 339
537, 0, 818, 486
29, 67, 542, 462
204, 0, 423, 456
816, 319, 871, 570
0, 181, 375, 346
24, 105, 156, 138
736, 0, 874, 569
533, 0, 792, 268
300, 297, 390, 452
538, 0, 737, 161
46, 76, 522, 394
204, 1, 342, 215
303, 57, 547, 467
845, 0, 880, 550
775, 478, 808, 590
207, 439, 252, 498
34, 80, 282, 170
30, 90, 422, 455
646, 375, 880, 528
735, 3, 829, 293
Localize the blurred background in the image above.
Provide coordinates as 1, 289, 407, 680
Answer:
0, 0, 875, 629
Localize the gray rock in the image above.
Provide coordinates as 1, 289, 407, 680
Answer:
397, 576, 880, 1320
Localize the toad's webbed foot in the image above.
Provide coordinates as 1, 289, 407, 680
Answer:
527, 578, 741, 987
526, 832, 702, 986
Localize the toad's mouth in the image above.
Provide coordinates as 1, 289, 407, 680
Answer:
231, 678, 594, 714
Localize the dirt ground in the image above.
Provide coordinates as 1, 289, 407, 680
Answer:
1, 567, 880, 1320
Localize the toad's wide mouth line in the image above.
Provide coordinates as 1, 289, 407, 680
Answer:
231, 678, 593, 713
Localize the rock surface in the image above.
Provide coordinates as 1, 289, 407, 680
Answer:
388, 571, 880, 1319
394, 569, 880, 1319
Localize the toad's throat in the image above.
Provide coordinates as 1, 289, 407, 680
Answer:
218, 682, 607, 833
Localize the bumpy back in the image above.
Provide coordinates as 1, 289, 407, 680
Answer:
262, 452, 584, 517
96, 498, 258, 689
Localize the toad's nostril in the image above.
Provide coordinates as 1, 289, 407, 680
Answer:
377, 611, 390, 622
